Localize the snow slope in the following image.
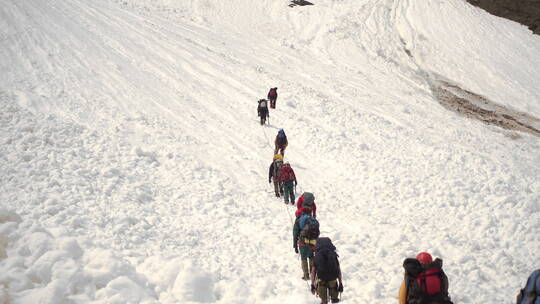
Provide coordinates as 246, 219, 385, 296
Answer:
1, 0, 539, 303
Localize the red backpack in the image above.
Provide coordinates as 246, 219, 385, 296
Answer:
280, 164, 295, 181
415, 267, 442, 295
404, 258, 452, 304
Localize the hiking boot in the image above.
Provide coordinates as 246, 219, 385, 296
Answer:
284, 201, 289, 204
301, 275, 309, 280
290, 201, 294, 205
331, 299, 340, 303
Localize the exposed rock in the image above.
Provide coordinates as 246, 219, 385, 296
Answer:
431, 80, 540, 138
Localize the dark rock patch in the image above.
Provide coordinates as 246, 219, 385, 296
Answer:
288, 0, 314, 8
432, 81, 540, 138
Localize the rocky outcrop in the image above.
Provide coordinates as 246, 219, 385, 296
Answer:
466, 0, 540, 35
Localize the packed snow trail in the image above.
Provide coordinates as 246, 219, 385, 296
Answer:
1, 0, 540, 303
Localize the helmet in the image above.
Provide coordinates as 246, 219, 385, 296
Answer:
273, 154, 283, 160
416, 252, 433, 264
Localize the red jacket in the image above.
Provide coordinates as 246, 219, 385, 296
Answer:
278, 164, 296, 183
268, 88, 277, 99
295, 194, 317, 217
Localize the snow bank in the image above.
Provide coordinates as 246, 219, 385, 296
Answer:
140, 257, 216, 303
0, 207, 157, 303
398, 0, 540, 116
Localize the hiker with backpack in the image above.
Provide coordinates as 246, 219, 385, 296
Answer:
516, 269, 540, 304
399, 252, 453, 304
268, 87, 278, 109
278, 162, 297, 204
268, 154, 284, 197
310, 237, 343, 304
295, 192, 317, 217
274, 129, 288, 156
257, 99, 269, 125
293, 208, 320, 280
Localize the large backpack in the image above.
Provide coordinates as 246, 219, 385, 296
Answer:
405, 258, 450, 304
273, 158, 283, 177
517, 269, 540, 304
268, 88, 277, 98
314, 237, 340, 281
280, 164, 295, 182
299, 215, 320, 240
302, 192, 315, 209
277, 130, 287, 146
259, 99, 267, 108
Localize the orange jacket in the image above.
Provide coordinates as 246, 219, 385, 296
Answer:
398, 279, 407, 304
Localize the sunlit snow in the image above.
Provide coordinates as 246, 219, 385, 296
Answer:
1, 0, 539, 303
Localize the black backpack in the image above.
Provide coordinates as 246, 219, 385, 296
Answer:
314, 237, 340, 281
404, 258, 453, 304
302, 192, 315, 209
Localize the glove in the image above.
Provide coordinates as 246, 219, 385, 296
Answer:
294, 247, 298, 254
337, 282, 343, 292
311, 284, 316, 295
294, 181, 297, 186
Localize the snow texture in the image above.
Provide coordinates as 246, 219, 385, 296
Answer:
0, 0, 539, 303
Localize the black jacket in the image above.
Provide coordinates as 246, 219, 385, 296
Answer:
268, 162, 276, 181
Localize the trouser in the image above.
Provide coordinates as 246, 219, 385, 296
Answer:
273, 180, 282, 197
274, 145, 285, 156
259, 109, 268, 125
283, 181, 295, 203
317, 279, 339, 304
269, 97, 276, 108
301, 256, 314, 279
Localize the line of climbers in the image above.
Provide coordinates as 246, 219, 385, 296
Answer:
258, 89, 340, 302
259, 94, 344, 302
258, 87, 538, 304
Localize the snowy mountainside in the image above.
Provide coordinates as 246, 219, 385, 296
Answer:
1, 0, 539, 303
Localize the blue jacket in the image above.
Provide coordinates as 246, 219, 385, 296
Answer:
519, 269, 540, 304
